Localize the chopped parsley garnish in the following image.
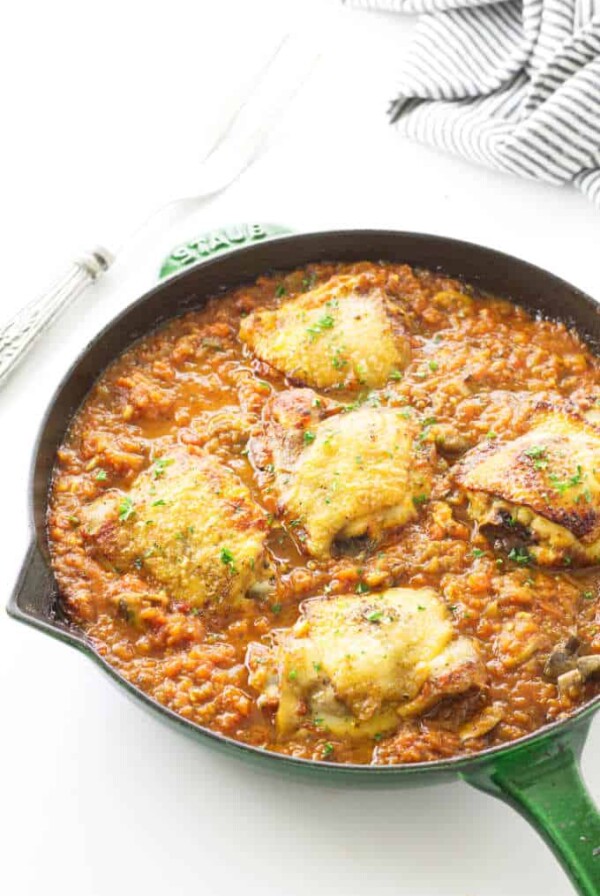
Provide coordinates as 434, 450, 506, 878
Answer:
418, 417, 437, 441
508, 546, 532, 566
152, 457, 174, 479
487, 430, 497, 440
303, 431, 316, 445
471, 548, 485, 558
220, 547, 237, 573
428, 360, 439, 372
525, 445, 546, 459
151, 499, 166, 507
118, 496, 135, 522
312, 662, 322, 672
417, 605, 426, 611
275, 284, 286, 297
582, 591, 595, 601
366, 610, 383, 622
389, 369, 403, 381
412, 493, 429, 508
94, 469, 107, 481
271, 603, 282, 614
323, 742, 334, 756
549, 465, 583, 494
524, 445, 548, 470
331, 350, 347, 370
355, 362, 367, 385
356, 582, 370, 594
288, 669, 298, 681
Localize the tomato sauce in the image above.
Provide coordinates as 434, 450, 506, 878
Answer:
48, 262, 600, 764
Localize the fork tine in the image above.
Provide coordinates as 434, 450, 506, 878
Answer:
201, 29, 322, 173
200, 31, 292, 162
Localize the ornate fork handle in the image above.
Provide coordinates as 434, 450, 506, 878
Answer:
0, 248, 113, 387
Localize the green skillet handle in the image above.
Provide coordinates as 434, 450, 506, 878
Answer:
158, 222, 294, 280
462, 720, 600, 895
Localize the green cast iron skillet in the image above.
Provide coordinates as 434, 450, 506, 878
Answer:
7, 228, 600, 895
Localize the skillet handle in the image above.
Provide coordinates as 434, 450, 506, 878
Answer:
158, 222, 294, 280
6, 539, 87, 651
462, 721, 600, 895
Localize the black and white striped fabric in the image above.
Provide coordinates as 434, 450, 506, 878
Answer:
348, 0, 600, 206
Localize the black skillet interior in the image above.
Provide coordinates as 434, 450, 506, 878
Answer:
27, 229, 600, 629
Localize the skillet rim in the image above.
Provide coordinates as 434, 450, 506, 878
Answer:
16, 227, 600, 774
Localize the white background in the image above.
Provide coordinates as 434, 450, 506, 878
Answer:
1, 2, 599, 895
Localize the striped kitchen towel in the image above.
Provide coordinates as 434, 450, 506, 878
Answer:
347, 0, 600, 206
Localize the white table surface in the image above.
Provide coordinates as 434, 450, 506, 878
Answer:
2, 2, 599, 894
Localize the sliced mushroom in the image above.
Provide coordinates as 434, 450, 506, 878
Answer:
557, 669, 584, 700
431, 423, 472, 453
548, 637, 600, 699
576, 654, 600, 679
543, 635, 581, 681
247, 579, 276, 599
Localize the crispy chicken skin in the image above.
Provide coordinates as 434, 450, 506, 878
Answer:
247, 588, 485, 739
239, 272, 410, 389
453, 407, 600, 566
249, 389, 434, 558
80, 449, 270, 608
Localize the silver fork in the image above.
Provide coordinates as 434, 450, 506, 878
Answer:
0, 31, 320, 388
